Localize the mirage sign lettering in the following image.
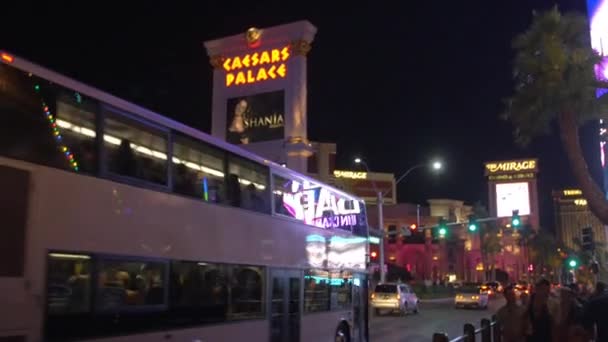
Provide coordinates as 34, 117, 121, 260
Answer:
485, 159, 538, 175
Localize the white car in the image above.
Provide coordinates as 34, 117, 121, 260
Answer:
454, 286, 489, 309
371, 283, 419, 316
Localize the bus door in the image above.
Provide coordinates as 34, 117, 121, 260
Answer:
352, 273, 368, 342
269, 269, 301, 342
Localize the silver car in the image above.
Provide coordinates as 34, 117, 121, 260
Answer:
454, 285, 489, 309
371, 283, 419, 316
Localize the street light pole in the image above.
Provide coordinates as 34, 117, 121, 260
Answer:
355, 158, 442, 284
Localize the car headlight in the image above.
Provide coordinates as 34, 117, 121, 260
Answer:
472, 296, 479, 300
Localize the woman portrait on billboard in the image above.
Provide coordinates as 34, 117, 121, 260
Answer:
227, 99, 250, 144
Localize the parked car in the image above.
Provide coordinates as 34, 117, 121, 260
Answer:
370, 283, 419, 316
454, 285, 489, 309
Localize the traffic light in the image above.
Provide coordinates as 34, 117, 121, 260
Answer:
370, 251, 378, 260
409, 223, 417, 231
438, 218, 448, 238
511, 210, 521, 228
467, 215, 478, 232
567, 257, 578, 269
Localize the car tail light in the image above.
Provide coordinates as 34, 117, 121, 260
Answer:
1, 53, 14, 64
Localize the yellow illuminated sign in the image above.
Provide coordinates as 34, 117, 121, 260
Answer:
222, 46, 290, 87
333, 170, 367, 179
563, 189, 583, 196
574, 199, 588, 206
485, 160, 537, 174
488, 173, 535, 181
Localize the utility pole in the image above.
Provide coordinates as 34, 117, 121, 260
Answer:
377, 191, 386, 283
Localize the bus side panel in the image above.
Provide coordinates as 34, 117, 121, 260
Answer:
0, 164, 32, 338
84, 320, 268, 342
26, 161, 362, 270
6, 156, 365, 341
301, 311, 352, 342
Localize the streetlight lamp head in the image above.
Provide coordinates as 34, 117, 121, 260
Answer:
354, 158, 362, 164
432, 161, 442, 170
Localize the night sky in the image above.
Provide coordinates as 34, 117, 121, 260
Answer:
2, 1, 602, 228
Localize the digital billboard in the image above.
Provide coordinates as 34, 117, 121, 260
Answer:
589, 0, 608, 96
495, 182, 531, 218
226, 90, 284, 145
275, 177, 367, 233
589, 1, 608, 196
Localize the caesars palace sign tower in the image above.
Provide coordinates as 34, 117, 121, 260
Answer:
204, 21, 317, 174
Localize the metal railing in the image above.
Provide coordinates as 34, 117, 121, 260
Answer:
432, 315, 501, 342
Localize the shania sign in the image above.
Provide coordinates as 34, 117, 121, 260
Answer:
222, 46, 290, 87
485, 159, 538, 175
226, 90, 285, 145
281, 179, 365, 231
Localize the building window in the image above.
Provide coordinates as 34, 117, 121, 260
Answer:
104, 112, 168, 185
328, 153, 336, 173
46, 253, 92, 315
172, 133, 225, 202
226, 155, 270, 213
307, 154, 318, 174
387, 225, 397, 244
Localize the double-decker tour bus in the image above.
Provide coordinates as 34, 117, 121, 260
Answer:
0, 51, 370, 342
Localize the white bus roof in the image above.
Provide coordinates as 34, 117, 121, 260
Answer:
0, 50, 364, 203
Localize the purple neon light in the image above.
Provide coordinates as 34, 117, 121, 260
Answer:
282, 200, 298, 217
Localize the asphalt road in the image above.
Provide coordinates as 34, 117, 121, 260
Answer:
369, 297, 505, 342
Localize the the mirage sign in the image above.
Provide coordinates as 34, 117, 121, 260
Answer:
484, 159, 538, 175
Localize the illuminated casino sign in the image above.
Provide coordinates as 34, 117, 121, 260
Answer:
563, 189, 583, 196
281, 180, 363, 230
222, 46, 290, 87
485, 159, 538, 174
333, 170, 367, 179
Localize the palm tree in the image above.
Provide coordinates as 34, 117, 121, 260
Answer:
473, 203, 501, 281
527, 229, 561, 282
504, 7, 608, 224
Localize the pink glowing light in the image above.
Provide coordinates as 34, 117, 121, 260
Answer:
602, 141, 606, 167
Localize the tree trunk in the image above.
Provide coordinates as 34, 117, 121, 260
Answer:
558, 111, 608, 224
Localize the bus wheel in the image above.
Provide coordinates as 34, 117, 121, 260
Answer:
335, 322, 350, 342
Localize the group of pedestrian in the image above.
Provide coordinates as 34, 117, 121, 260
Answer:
496, 279, 608, 342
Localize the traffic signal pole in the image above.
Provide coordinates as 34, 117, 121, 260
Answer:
377, 191, 386, 283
